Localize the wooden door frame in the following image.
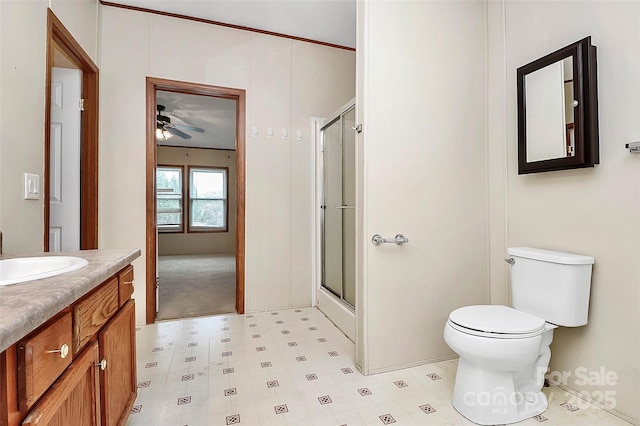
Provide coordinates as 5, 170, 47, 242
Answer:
44, 9, 99, 251
145, 77, 246, 324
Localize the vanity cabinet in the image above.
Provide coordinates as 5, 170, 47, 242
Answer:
0, 265, 137, 426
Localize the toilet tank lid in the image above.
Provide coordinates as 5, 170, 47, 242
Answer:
508, 247, 594, 265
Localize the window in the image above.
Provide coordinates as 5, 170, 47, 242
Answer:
156, 166, 184, 232
189, 167, 228, 232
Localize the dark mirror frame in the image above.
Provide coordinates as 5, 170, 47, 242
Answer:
517, 37, 599, 174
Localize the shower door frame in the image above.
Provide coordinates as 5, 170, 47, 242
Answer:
315, 99, 356, 341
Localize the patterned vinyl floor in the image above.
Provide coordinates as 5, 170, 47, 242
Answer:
127, 307, 630, 426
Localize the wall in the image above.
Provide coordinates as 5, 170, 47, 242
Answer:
99, 6, 356, 323
356, 0, 489, 374
0, 0, 99, 255
156, 146, 236, 255
487, 1, 640, 422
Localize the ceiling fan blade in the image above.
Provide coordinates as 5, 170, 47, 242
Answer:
166, 127, 192, 139
171, 123, 205, 133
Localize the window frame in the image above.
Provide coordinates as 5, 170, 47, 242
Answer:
156, 165, 185, 233
187, 165, 229, 233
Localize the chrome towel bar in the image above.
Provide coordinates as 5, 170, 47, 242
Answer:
625, 141, 640, 153
372, 234, 409, 246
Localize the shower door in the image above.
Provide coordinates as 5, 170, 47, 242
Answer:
321, 105, 356, 309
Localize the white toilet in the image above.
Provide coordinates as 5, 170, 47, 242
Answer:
444, 247, 594, 425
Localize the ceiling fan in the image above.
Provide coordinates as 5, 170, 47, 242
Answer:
156, 104, 205, 140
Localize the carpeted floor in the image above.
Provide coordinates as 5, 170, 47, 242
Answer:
156, 253, 236, 321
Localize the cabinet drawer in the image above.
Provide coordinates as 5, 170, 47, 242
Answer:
22, 341, 100, 426
18, 311, 73, 412
118, 265, 134, 307
73, 278, 119, 354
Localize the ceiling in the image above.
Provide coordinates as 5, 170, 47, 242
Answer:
156, 91, 237, 150
109, 0, 356, 49
113, 0, 356, 151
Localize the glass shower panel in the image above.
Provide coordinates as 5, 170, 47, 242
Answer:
321, 106, 356, 309
322, 118, 343, 297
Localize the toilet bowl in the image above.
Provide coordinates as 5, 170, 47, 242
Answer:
444, 305, 556, 425
443, 247, 594, 425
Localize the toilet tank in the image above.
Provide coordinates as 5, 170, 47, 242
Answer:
507, 247, 594, 327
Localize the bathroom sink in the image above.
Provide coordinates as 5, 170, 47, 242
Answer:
0, 256, 88, 286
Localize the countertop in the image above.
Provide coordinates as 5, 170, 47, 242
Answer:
0, 249, 141, 353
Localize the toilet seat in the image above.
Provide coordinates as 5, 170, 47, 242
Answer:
448, 305, 546, 339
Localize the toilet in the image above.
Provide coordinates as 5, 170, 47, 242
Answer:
444, 247, 594, 425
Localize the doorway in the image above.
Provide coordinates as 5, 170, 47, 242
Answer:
317, 101, 356, 340
155, 132, 237, 320
44, 9, 99, 251
146, 78, 246, 324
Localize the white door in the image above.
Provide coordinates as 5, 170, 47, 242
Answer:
49, 67, 81, 252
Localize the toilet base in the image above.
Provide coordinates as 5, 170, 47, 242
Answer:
451, 358, 548, 425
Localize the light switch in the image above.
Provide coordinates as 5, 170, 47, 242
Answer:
24, 173, 40, 200
267, 128, 273, 138
252, 126, 258, 137
296, 130, 303, 141
282, 128, 288, 139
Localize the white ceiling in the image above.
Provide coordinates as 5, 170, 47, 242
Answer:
114, 0, 356, 151
109, 0, 356, 48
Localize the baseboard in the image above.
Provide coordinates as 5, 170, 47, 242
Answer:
549, 381, 639, 425
365, 354, 458, 376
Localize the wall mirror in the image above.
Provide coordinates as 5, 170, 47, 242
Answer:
517, 37, 599, 174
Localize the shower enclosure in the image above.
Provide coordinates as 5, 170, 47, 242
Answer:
317, 101, 356, 339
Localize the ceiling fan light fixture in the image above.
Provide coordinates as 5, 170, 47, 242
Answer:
156, 127, 173, 141
156, 103, 204, 141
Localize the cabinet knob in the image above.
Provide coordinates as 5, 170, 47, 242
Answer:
124, 280, 134, 287
46, 343, 69, 359
96, 358, 107, 371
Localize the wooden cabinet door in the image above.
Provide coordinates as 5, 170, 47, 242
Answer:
21, 341, 100, 426
98, 300, 136, 426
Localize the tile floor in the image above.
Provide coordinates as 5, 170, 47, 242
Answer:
127, 307, 630, 425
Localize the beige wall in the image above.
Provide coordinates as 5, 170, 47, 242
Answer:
358, 1, 639, 422
487, 1, 640, 422
157, 146, 236, 255
0, 0, 99, 255
356, 0, 489, 374
99, 6, 356, 323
